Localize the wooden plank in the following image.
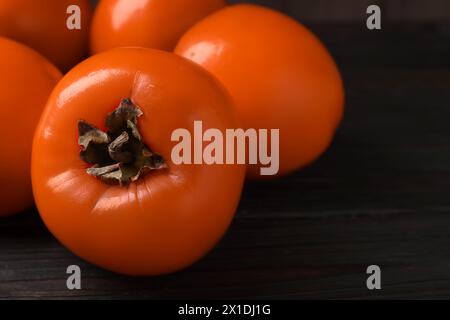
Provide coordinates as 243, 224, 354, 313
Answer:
386, 0, 450, 22
228, 0, 450, 22
2, 210, 450, 299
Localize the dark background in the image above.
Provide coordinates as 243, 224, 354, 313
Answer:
230, 0, 450, 22
1, 0, 450, 299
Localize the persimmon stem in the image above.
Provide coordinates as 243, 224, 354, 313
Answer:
78, 98, 166, 186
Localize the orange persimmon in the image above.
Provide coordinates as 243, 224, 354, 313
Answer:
32, 48, 245, 276
90, 0, 226, 54
0, 0, 92, 72
0, 37, 62, 217
175, 4, 345, 178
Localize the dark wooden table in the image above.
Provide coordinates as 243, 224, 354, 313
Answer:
1, 23, 450, 299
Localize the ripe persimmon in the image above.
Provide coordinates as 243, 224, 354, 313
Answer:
175, 4, 345, 178
0, 0, 92, 72
32, 48, 245, 276
0, 37, 62, 217
90, 0, 226, 54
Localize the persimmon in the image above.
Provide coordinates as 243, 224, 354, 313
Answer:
0, 0, 92, 72
0, 37, 62, 217
90, 0, 226, 54
32, 48, 245, 276
175, 4, 345, 178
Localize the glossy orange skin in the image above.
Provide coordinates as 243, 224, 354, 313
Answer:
32, 48, 245, 276
0, 37, 62, 217
175, 4, 345, 178
90, 0, 226, 54
0, 0, 92, 72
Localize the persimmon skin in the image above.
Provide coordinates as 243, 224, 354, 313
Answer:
90, 0, 226, 54
0, 37, 62, 217
175, 4, 345, 179
32, 48, 245, 276
0, 0, 92, 72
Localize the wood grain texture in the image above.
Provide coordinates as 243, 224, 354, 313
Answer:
1, 24, 450, 299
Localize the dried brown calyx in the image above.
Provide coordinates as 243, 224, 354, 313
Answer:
78, 98, 166, 186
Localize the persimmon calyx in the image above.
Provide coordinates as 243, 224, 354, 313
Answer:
77, 98, 166, 186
